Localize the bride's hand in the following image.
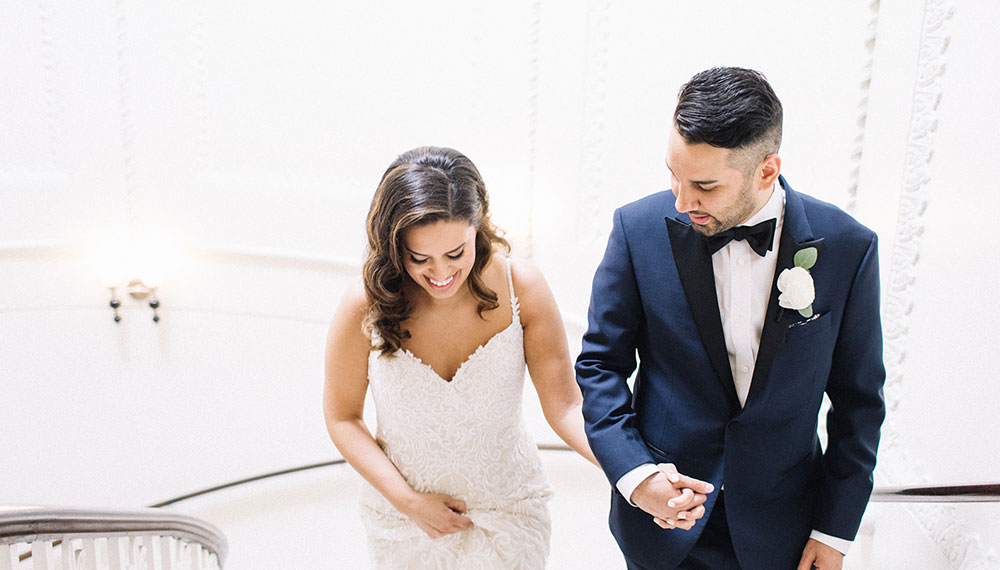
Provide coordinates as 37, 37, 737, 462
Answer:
401, 492, 474, 539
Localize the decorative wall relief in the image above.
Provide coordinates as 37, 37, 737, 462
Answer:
578, 0, 612, 249
113, 0, 139, 229
37, 0, 63, 170
880, 1, 999, 567
846, 0, 882, 214
524, 0, 542, 260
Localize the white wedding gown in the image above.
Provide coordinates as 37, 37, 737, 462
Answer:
359, 257, 553, 569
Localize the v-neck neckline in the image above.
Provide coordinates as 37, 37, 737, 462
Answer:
401, 320, 518, 383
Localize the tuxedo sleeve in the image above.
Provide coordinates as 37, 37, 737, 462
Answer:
815, 232, 886, 540
576, 207, 657, 487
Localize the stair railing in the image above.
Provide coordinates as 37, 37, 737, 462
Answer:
0, 506, 226, 570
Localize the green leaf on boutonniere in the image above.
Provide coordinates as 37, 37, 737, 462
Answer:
794, 247, 818, 270
798, 305, 813, 318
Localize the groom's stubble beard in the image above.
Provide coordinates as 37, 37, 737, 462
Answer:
687, 173, 758, 237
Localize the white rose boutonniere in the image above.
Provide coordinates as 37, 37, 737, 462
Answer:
777, 247, 818, 318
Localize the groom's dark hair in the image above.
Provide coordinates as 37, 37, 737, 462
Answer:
674, 66, 782, 174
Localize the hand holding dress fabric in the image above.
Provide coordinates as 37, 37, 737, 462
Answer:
400, 492, 474, 539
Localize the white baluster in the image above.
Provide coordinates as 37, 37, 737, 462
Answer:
88, 538, 105, 570
30, 542, 56, 570
80, 539, 98, 570
174, 543, 190, 570
156, 537, 173, 570
122, 540, 131, 570
130, 537, 148, 570
60, 540, 72, 570
190, 546, 203, 570
107, 537, 126, 570
63, 538, 85, 570
75, 540, 87, 570
93, 538, 112, 570
138, 537, 158, 570
125, 538, 136, 570
168, 539, 185, 570
0, 544, 16, 570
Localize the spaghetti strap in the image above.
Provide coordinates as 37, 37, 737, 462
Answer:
504, 256, 520, 321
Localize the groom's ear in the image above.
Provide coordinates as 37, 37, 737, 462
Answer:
756, 153, 781, 191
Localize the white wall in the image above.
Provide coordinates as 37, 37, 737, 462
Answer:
2, 0, 998, 567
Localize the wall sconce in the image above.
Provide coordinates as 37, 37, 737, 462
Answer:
94, 232, 177, 324
108, 279, 161, 323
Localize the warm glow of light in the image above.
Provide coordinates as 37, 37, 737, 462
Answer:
134, 234, 182, 288
90, 231, 129, 288
90, 230, 183, 288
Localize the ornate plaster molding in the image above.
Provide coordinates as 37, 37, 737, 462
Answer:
36, 0, 62, 169
883, 0, 952, 421
578, 0, 612, 247
524, 0, 542, 261
879, 1, 999, 567
846, 0, 881, 214
113, 0, 139, 230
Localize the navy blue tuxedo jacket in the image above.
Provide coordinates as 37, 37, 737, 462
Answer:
576, 178, 886, 570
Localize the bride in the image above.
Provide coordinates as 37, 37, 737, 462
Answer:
323, 146, 596, 569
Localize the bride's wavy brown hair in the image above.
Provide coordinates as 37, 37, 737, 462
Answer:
364, 146, 510, 355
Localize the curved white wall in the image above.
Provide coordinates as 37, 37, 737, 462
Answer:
2, 1, 998, 567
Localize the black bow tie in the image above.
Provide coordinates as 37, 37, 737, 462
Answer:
705, 218, 777, 257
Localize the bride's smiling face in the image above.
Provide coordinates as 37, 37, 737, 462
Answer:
402, 219, 478, 300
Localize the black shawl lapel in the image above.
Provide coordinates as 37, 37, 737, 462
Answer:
744, 178, 824, 407
665, 216, 741, 413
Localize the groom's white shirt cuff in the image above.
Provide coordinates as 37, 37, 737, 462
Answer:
810, 530, 851, 555
616, 463, 660, 506
618, 464, 853, 556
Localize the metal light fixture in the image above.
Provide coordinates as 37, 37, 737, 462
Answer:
108, 279, 161, 323
95, 232, 176, 324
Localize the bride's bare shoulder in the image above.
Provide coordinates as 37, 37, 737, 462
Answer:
327, 277, 369, 340
506, 257, 558, 320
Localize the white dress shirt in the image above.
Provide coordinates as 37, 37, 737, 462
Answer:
715, 184, 784, 407
615, 184, 851, 555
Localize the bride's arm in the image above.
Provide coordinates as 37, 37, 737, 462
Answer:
323, 280, 472, 538
513, 260, 599, 467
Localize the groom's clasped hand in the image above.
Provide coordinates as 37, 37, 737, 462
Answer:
631, 463, 715, 531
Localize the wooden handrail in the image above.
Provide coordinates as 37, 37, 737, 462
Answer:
150, 460, 347, 508
0, 506, 227, 564
870, 483, 1000, 503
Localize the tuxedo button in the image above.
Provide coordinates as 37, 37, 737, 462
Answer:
741, 365, 750, 373
738, 256, 747, 265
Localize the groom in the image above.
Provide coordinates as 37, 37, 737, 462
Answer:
576, 67, 886, 570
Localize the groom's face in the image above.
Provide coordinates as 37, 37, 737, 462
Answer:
666, 126, 770, 237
